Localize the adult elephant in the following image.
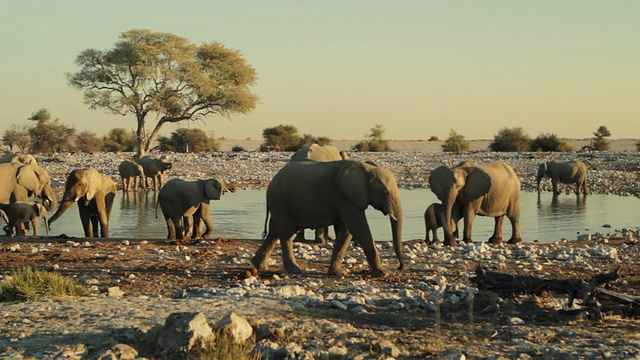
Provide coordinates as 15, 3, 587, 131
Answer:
48, 168, 117, 238
0, 163, 57, 211
291, 144, 349, 243
156, 178, 235, 240
251, 159, 404, 277
536, 160, 588, 196
136, 156, 172, 190
429, 161, 522, 246
119, 160, 146, 192
0, 153, 38, 165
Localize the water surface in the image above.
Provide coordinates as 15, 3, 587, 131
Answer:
47, 189, 639, 243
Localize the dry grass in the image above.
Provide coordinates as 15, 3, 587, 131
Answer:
0, 267, 90, 302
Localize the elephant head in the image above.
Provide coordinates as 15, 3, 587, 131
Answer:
15, 164, 57, 211
536, 163, 548, 192
49, 168, 114, 224
337, 161, 405, 270
429, 164, 491, 245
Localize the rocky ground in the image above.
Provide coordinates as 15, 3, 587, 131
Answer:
0, 139, 639, 359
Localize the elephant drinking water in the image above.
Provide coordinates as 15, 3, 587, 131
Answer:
251, 159, 405, 277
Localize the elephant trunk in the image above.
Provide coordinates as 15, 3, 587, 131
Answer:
44, 217, 50, 234
442, 193, 458, 244
42, 187, 58, 212
390, 209, 404, 270
48, 196, 75, 225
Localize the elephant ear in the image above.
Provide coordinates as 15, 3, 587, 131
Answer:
429, 166, 451, 201
84, 169, 104, 201
462, 168, 492, 202
204, 179, 222, 200
16, 164, 42, 193
336, 161, 370, 210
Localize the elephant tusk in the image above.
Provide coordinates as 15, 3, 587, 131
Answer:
389, 214, 398, 222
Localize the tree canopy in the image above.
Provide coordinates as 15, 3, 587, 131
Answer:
67, 29, 258, 157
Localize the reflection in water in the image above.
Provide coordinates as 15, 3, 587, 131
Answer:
46, 189, 639, 243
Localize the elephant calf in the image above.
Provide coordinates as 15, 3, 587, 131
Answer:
424, 202, 461, 244
0, 201, 49, 237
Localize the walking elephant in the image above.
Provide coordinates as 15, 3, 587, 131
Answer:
0, 201, 49, 236
536, 160, 588, 196
251, 159, 404, 277
0, 163, 57, 212
291, 144, 349, 243
136, 156, 172, 190
156, 178, 236, 240
48, 168, 117, 238
119, 160, 146, 192
429, 161, 522, 246
424, 202, 461, 244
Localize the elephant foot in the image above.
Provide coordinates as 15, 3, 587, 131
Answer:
463, 238, 474, 244
284, 263, 302, 274
507, 237, 523, 244
328, 265, 348, 277
443, 238, 458, 246
250, 257, 269, 271
488, 237, 503, 244
370, 267, 390, 278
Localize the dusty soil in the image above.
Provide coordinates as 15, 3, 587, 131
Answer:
2, 235, 640, 359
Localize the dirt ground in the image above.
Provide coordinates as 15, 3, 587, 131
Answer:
2, 235, 640, 358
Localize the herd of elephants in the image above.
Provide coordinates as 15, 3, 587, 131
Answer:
0, 145, 589, 276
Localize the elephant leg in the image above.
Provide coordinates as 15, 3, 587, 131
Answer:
314, 227, 331, 244
78, 206, 93, 237
488, 216, 504, 243
172, 216, 184, 240
183, 216, 193, 240
507, 213, 523, 244
200, 209, 213, 239
462, 210, 476, 244
552, 179, 560, 195
280, 231, 302, 274
328, 223, 353, 276
340, 212, 388, 277
293, 230, 307, 243
252, 230, 278, 271
165, 217, 177, 239
31, 220, 39, 236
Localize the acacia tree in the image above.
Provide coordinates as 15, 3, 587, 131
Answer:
67, 29, 258, 157
28, 109, 76, 154
2, 124, 31, 152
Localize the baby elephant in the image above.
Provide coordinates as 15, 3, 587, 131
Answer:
424, 202, 461, 244
0, 201, 49, 236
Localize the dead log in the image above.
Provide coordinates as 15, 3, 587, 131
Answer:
471, 266, 621, 308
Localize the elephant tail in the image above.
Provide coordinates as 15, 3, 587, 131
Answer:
262, 208, 270, 240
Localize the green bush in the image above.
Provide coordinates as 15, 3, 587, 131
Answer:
232, 146, 246, 152
259, 125, 331, 152
0, 267, 90, 302
158, 128, 219, 153
352, 124, 392, 152
592, 125, 611, 151
102, 128, 137, 152
489, 127, 531, 152
530, 133, 573, 152
75, 131, 104, 153
441, 130, 470, 152
428, 136, 439, 141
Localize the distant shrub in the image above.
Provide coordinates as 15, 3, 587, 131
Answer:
259, 125, 332, 152
489, 127, 531, 152
530, 133, 573, 152
0, 267, 90, 302
441, 130, 470, 152
232, 146, 246, 152
102, 127, 137, 152
75, 131, 104, 153
428, 136, 439, 141
352, 124, 392, 152
158, 128, 219, 153
592, 125, 611, 151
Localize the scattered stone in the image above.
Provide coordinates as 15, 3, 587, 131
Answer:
157, 312, 214, 354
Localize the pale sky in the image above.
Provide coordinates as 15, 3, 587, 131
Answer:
1, 1, 638, 141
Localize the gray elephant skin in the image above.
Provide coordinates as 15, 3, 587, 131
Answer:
0, 201, 49, 236
536, 160, 588, 196
0, 162, 57, 212
0, 153, 38, 165
136, 156, 172, 190
49, 168, 117, 238
424, 202, 461, 244
429, 161, 522, 246
291, 143, 349, 243
119, 160, 146, 192
251, 159, 404, 277
157, 178, 235, 240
